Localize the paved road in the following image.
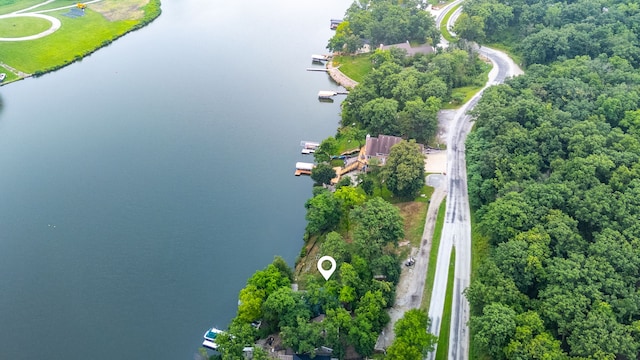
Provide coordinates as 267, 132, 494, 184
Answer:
426, 5, 523, 360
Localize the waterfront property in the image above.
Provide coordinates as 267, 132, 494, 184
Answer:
330, 18, 342, 30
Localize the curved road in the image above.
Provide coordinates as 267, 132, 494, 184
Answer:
426, 5, 523, 360
0, 0, 104, 42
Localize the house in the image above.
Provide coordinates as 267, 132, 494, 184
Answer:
364, 134, 404, 165
330, 19, 343, 30
379, 41, 435, 56
364, 134, 424, 166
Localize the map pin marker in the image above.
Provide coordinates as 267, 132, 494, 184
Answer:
317, 256, 337, 281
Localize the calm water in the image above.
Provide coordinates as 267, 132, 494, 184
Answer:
0, 1, 348, 358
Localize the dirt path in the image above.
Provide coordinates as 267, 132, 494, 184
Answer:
375, 177, 447, 351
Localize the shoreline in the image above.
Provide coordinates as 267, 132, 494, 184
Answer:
326, 58, 358, 90
0, 0, 162, 86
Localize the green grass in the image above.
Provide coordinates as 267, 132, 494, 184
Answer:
332, 54, 372, 83
421, 199, 446, 311
443, 62, 492, 110
0, 65, 20, 83
415, 184, 435, 203
0, 0, 161, 76
440, 3, 461, 43
0, 0, 43, 14
0, 9, 135, 74
406, 201, 429, 248
435, 247, 456, 360
469, 210, 490, 360
484, 42, 523, 68
0, 16, 52, 37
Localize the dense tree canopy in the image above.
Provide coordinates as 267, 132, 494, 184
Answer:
341, 48, 487, 142
327, 0, 439, 52
466, 55, 640, 359
383, 139, 426, 198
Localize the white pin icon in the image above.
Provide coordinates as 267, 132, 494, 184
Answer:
317, 256, 337, 281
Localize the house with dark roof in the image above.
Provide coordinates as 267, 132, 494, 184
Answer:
364, 134, 425, 166
364, 134, 403, 165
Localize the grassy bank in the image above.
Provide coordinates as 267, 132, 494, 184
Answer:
421, 199, 446, 311
332, 54, 372, 83
0, 0, 161, 79
435, 247, 456, 360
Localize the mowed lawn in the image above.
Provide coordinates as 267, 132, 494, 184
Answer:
0, 0, 44, 14
0, 16, 52, 37
0, 9, 134, 74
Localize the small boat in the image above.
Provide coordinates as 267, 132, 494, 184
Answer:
202, 327, 224, 350
0, 73, 6, 82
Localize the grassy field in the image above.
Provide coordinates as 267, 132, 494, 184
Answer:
0, 0, 43, 13
332, 53, 372, 83
421, 199, 446, 311
435, 247, 456, 360
0, 16, 51, 37
0, 0, 160, 80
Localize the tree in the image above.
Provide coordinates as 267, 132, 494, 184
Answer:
352, 197, 404, 260
262, 286, 310, 330
361, 97, 399, 136
311, 163, 337, 186
323, 307, 353, 359
281, 316, 324, 355
314, 136, 339, 163
470, 302, 517, 360
383, 140, 426, 198
398, 97, 441, 143
386, 309, 437, 359
321, 231, 350, 265
305, 190, 341, 235
454, 13, 486, 44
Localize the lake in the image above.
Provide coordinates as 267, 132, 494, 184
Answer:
0, 0, 348, 358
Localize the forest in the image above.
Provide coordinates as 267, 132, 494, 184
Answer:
459, 0, 640, 358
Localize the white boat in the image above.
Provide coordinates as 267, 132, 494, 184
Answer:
202, 327, 224, 350
0, 73, 5, 82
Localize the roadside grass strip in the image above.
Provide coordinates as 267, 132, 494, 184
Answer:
440, 3, 461, 43
469, 211, 490, 360
435, 247, 456, 360
421, 199, 446, 311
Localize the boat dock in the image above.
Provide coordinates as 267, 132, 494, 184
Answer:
307, 68, 329, 72
295, 162, 315, 176
312, 54, 331, 62
318, 90, 349, 99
